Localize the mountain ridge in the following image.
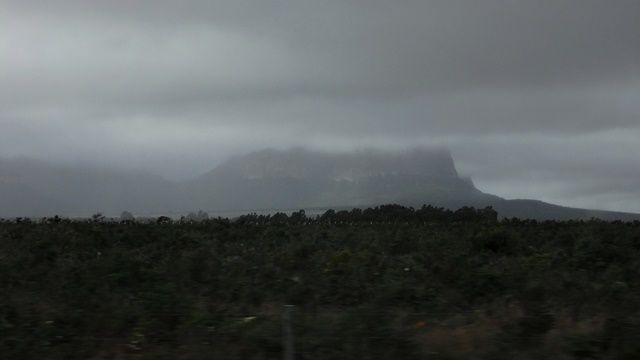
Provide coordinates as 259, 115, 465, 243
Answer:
1, 148, 638, 220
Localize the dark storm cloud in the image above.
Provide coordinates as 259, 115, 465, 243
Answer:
1, 1, 639, 211
6, 0, 640, 92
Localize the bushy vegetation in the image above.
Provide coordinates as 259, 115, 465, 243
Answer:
1, 205, 640, 359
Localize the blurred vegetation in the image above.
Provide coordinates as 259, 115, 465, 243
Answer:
1, 205, 640, 359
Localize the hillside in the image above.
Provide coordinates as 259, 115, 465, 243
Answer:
0, 158, 179, 217
190, 148, 639, 221
1, 149, 639, 220
188, 148, 494, 211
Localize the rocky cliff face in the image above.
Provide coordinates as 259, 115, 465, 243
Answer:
192, 147, 495, 211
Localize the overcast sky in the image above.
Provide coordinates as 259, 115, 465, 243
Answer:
1, 0, 639, 212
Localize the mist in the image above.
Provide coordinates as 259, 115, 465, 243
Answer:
1, 1, 639, 213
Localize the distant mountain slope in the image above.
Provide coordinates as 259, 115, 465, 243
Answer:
188, 148, 492, 210
0, 182, 60, 217
489, 199, 640, 221
190, 148, 640, 221
0, 158, 180, 217
1, 149, 639, 220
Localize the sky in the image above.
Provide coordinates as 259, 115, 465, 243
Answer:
1, 0, 639, 213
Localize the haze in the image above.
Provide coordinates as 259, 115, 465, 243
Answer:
1, 1, 639, 213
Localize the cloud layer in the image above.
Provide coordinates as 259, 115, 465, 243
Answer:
1, 1, 639, 211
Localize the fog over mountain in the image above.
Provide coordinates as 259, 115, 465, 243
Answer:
1, 1, 640, 214
0, 157, 176, 217
1, 148, 638, 221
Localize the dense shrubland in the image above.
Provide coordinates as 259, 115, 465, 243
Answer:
1, 205, 640, 359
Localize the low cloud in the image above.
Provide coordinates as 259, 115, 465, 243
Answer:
1, 1, 639, 212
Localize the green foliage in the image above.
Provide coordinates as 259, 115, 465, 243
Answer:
1, 206, 640, 359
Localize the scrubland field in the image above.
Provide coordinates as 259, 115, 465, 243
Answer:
2, 206, 640, 359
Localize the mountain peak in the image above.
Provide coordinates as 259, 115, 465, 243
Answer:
212, 147, 459, 181
2, 151, 639, 221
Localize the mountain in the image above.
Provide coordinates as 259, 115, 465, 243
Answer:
1, 149, 638, 220
0, 158, 179, 217
188, 148, 498, 210
189, 148, 639, 221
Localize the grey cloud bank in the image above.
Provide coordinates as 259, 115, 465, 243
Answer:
1, 1, 639, 212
